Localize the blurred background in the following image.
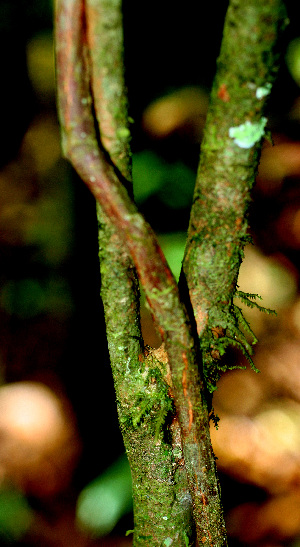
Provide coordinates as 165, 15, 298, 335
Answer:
1, 0, 300, 545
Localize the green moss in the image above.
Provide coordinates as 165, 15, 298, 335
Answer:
200, 289, 276, 393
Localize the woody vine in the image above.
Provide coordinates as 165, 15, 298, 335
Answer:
55, 0, 287, 545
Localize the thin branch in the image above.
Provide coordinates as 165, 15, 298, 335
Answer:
182, 0, 288, 389
85, 0, 131, 171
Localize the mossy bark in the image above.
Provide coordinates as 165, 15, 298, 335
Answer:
98, 226, 195, 545
183, 0, 288, 390
55, 0, 288, 545
85, 0, 195, 544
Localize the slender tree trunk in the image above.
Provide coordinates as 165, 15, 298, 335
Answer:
55, 0, 288, 544
182, 0, 288, 392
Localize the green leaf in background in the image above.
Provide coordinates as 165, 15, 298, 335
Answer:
158, 232, 187, 281
133, 150, 195, 208
76, 453, 133, 537
286, 37, 300, 87
0, 276, 73, 319
157, 162, 195, 209
0, 486, 34, 542
25, 192, 73, 266
132, 150, 167, 203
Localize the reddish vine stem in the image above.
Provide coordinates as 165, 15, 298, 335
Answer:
55, 0, 227, 543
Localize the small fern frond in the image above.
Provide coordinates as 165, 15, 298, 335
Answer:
235, 289, 277, 316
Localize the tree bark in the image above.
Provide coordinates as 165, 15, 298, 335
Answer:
55, 0, 288, 545
182, 0, 288, 392
55, 0, 199, 544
